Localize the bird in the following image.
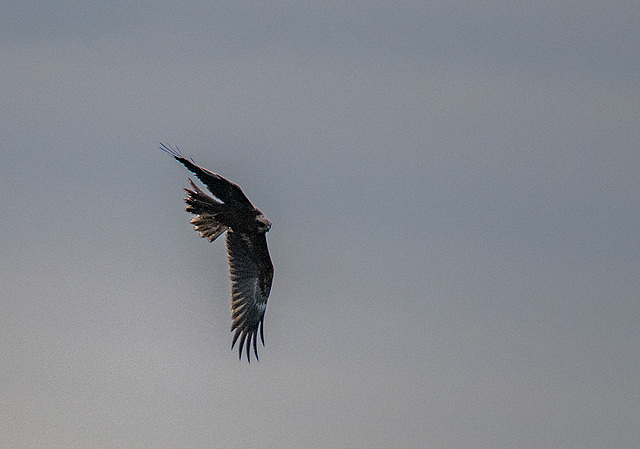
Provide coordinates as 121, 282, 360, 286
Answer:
161, 143, 274, 362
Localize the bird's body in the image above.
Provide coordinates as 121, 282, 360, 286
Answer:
161, 144, 273, 362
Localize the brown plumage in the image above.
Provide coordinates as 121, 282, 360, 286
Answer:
162, 144, 273, 362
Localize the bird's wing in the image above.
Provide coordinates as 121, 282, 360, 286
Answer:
160, 143, 253, 210
226, 230, 274, 362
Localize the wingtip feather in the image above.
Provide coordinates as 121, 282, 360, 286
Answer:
259, 321, 265, 346
252, 332, 259, 361
237, 331, 248, 360
160, 143, 183, 159
231, 328, 242, 347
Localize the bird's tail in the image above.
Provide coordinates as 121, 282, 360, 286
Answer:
184, 179, 229, 242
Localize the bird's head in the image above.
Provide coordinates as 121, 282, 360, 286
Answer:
256, 214, 272, 233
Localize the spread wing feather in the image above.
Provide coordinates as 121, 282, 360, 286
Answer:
226, 230, 273, 362
160, 143, 253, 210
184, 179, 229, 242
162, 143, 273, 362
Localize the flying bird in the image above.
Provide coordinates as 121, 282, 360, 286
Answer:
161, 143, 274, 362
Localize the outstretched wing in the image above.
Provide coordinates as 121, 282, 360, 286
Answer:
226, 230, 274, 362
160, 143, 254, 211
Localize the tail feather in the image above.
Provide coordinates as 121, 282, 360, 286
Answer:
184, 179, 228, 242
190, 215, 228, 242
184, 179, 219, 214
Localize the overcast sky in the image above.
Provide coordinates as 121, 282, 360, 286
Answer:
1, 1, 639, 448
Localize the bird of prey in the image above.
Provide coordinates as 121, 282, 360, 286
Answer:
161, 144, 273, 362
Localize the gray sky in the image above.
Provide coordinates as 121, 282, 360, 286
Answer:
1, 1, 639, 448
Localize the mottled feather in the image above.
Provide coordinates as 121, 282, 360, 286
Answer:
227, 230, 273, 361
162, 143, 273, 362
